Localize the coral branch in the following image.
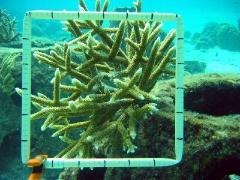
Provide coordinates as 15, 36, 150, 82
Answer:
0, 8, 19, 43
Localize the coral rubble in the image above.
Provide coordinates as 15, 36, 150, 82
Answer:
0, 8, 19, 43
16, 0, 176, 158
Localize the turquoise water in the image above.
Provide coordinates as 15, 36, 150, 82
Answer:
1, 0, 240, 31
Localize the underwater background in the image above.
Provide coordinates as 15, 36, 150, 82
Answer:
1, 0, 240, 32
0, 0, 240, 179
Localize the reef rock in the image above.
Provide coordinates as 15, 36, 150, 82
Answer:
104, 73, 240, 180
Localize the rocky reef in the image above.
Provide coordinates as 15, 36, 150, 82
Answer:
104, 73, 240, 180
191, 22, 240, 52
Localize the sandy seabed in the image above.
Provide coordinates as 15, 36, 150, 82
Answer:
185, 42, 240, 73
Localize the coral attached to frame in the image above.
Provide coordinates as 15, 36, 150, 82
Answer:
16, 0, 176, 158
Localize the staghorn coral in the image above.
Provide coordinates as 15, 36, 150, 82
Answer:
0, 8, 19, 43
16, 0, 176, 158
0, 53, 20, 95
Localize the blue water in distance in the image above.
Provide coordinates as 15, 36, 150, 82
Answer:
1, 0, 240, 31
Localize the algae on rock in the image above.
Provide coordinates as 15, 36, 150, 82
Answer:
16, 0, 176, 158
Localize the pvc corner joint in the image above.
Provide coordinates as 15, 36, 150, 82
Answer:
27, 154, 48, 180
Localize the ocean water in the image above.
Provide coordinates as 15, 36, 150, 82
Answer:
1, 0, 240, 31
0, 0, 240, 180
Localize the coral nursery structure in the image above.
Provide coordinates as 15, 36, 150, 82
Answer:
16, 0, 176, 158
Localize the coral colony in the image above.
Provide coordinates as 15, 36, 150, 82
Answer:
16, 0, 176, 158
0, 53, 20, 95
0, 8, 19, 43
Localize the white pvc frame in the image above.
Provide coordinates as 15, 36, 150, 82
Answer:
21, 10, 184, 169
